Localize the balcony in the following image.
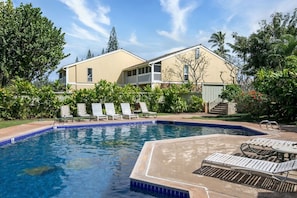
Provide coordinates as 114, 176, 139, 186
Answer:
126, 73, 151, 84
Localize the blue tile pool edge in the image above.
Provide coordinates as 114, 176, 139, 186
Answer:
0, 120, 155, 147
0, 126, 53, 147
156, 120, 266, 136
130, 179, 190, 198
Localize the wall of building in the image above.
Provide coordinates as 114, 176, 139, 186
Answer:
66, 50, 144, 90
160, 47, 236, 84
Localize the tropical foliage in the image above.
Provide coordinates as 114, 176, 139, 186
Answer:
220, 84, 242, 102
253, 56, 297, 121
231, 9, 297, 75
208, 31, 230, 59
210, 9, 297, 122
0, 78, 60, 119
235, 90, 269, 118
0, 79, 205, 120
0, 0, 68, 87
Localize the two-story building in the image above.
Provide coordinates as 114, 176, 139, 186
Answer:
58, 44, 237, 103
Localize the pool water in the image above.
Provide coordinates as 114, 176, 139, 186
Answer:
0, 122, 263, 197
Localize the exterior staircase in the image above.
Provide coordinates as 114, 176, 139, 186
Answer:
209, 102, 228, 115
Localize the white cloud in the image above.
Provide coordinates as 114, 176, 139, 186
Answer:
67, 23, 100, 41
157, 0, 197, 41
195, 30, 211, 46
97, 5, 110, 25
60, 0, 110, 38
214, 0, 297, 36
128, 32, 143, 46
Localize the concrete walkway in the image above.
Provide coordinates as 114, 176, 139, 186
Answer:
1, 114, 297, 197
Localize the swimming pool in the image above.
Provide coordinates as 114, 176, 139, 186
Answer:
0, 121, 264, 197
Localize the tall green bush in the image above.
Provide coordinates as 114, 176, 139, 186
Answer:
141, 85, 163, 112
220, 84, 242, 102
235, 90, 269, 118
36, 86, 60, 118
161, 84, 189, 113
187, 95, 204, 112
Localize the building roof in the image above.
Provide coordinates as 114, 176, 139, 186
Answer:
57, 48, 146, 73
123, 44, 235, 71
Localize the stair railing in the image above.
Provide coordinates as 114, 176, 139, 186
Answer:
208, 97, 223, 112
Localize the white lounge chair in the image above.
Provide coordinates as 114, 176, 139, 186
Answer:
240, 138, 297, 159
120, 103, 138, 119
201, 152, 297, 184
139, 102, 157, 118
104, 103, 122, 120
77, 103, 93, 120
91, 103, 108, 121
60, 105, 73, 122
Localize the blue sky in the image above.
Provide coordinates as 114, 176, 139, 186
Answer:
12, 0, 297, 80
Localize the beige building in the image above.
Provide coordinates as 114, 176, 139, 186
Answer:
123, 44, 237, 90
58, 45, 237, 102
58, 49, 145, 90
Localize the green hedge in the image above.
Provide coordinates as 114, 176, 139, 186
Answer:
0, 79, 205, 120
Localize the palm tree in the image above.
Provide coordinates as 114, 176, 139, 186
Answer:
228, 33, 250, 64
273, 34, 297, 56
208, 31, 230, 59
269, 34, 297, 69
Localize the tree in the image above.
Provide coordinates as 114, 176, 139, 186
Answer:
106, 26, 119, 53
171, 52, 208, 91
0, 1, 69, 87
86, 49, 94, 59
208, 31, 230, 59
230, 9, 297, 75
254, 55, 297, 121
269, 34, 297, 67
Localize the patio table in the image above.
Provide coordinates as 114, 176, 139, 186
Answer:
272, 145, 297, 161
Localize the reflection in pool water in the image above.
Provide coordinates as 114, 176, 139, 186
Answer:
0, 122, 264, 197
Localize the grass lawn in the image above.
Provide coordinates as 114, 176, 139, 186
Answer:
0, 120, 36, 129
0, 118, 55, 129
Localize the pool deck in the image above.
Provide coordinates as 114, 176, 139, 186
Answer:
1, 113, 297, 198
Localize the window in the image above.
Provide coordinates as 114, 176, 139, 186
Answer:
195, 48, 200, 59
154, 62, 161, 72
138, 67, 145, 74
87, 68, 93, 82
184, 65, 189, 81
128, 71, 131, 76
132, 69, 136, 75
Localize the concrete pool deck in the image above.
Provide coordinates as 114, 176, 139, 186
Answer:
1, 114, 297, 198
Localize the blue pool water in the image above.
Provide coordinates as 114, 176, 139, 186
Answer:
0, 122, 264, 197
